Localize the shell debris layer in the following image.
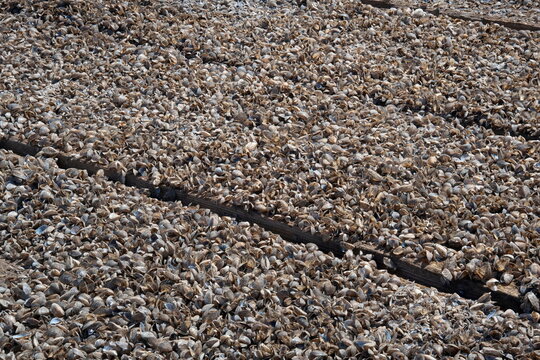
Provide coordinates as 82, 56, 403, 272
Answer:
1, 0, 540, 355
0, 149, 539, 358
2, 0, 538, 308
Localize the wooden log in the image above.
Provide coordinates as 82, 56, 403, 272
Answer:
359, 0, 540, 32
354, 243, 522, 312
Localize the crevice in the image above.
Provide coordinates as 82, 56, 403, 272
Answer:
0, 137, 524, 313
454, 111, 540, 141
371, 96, 540, 141
359, 0, 540, 32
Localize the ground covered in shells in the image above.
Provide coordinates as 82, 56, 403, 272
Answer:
1, 150, 539, 358
1, 0, 540, 358
1, 0, 538, 309
386, 0, 540, 25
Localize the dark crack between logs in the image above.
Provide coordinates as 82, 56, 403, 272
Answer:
370, 96, 540, 141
